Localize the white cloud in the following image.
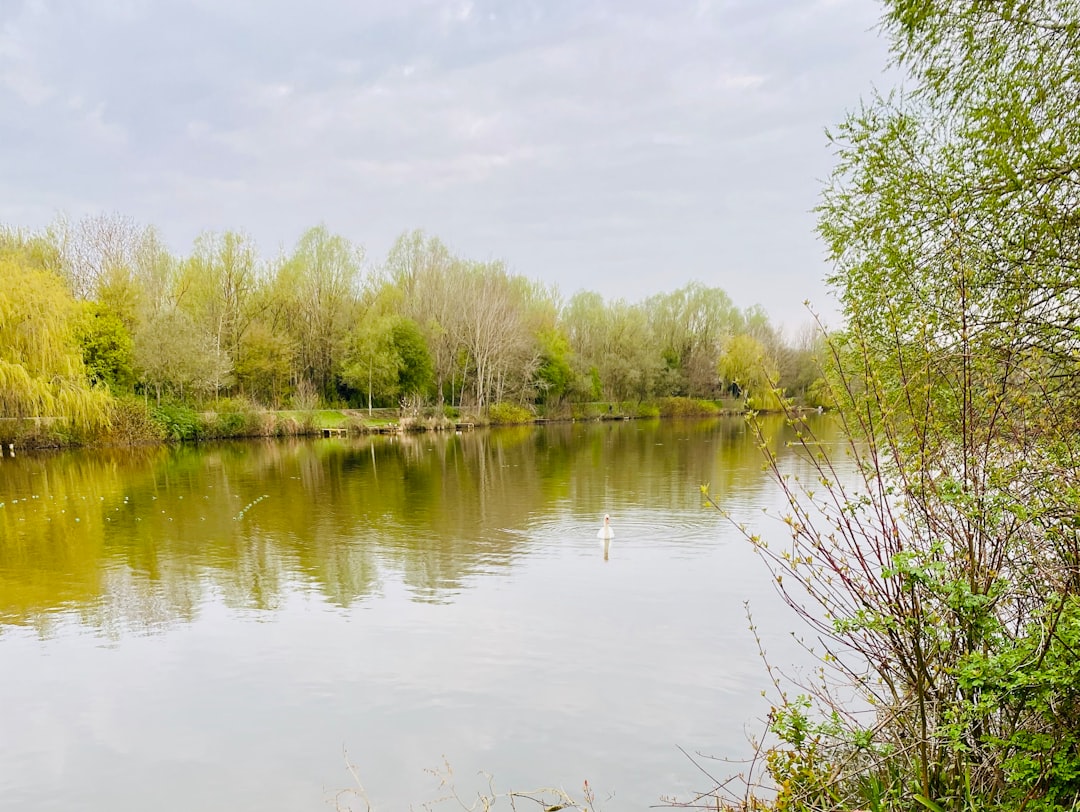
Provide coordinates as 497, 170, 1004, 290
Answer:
0, 0, 893, 327
0, 3, 54, 105
442, 0, 475, 25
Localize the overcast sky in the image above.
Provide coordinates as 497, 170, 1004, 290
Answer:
0, 0, 893, 328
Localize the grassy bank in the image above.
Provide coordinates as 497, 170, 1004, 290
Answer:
0, 396, 771, 449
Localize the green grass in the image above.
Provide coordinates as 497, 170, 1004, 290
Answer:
276, 409, 348, 429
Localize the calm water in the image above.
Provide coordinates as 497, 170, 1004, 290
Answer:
0, 416, 841, 810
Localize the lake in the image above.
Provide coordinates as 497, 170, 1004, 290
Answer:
0, 416, 839, 811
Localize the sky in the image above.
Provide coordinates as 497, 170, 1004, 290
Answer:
0, 0, 894, 329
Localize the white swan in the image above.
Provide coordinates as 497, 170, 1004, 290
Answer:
597, 514, 614, 540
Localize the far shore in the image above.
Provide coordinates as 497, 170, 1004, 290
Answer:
0, 396, 825, 451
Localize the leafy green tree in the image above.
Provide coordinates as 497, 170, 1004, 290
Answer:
717, 333, 780, 409
0, 250, 110, 428
340, 313, 402, 411
602, 299, 661, 401
533, 328, 575, 405
178, 231, 260, 394
134, 307, 231, 403
562, 290, 609, 398
707, 3, 1080, 811
0, 226, 65, 278
340, 277, 432, 411
384, 230, 461, 406
73, 301, 135, 392
128, 226, 179, 323
391, 317, 434, 403
276, 226, 363, 402
234, 322, 294, 408
645, 283, 739, 397
563, 291, 660, 401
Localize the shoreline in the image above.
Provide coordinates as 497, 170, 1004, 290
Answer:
0, 398, 824, 451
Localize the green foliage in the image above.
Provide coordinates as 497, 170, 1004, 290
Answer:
701, 3, 1080, 810
633, 402, 661, 418
340, 313, 402, 407
73, 301, 135, 392
0, 226, 64, 274
277, 225, 363, 400
0, 249, 111, 431
135, 307, 231, 403
644, 282, 740, 398
948, 597, 1080, 811
1, 215, 823, 436
587, 367, 602, 401
150, 403, 206, 442
180, 230, 258, 373
745, 391, 783, 412
340, 312, 433, 407
106, 396, 166, 444
765, 697, 843, 812
781, 323, 831, 407
487, 402, 533, 425
205, 399, 266, 439
391, 317, 434, 399
718, 334, 781, 409
656, 397, 720, 417
563, 291, 662, 402
211, 411, 248, 437
802, 377, 833, 410
234, 323, 294, 408
534, 328, 575, 404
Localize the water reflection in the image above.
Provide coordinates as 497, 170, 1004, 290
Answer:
0, 416, 838, 633
0, 415, 848, 812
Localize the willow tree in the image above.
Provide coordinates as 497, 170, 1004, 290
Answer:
712, 3, 1080, 811
717, 333, 780, 409
0, 251, 110, 430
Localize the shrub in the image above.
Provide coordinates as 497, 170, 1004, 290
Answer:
151, 403, 205, 442
633, 402, 661, 418
206, 400, 266, 439
656, 397, 719, 417
487, 402, 533, 425
107, 397, 166, 445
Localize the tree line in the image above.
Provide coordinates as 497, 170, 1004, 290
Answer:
0, 218, 829, 432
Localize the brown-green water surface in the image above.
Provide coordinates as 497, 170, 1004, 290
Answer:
0, 416, 842, 810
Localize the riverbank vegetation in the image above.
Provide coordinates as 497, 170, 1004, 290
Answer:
0, 216, 827, 446
699, 2, 1080, 811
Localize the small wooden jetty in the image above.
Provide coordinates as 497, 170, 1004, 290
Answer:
322, 427, 348, 437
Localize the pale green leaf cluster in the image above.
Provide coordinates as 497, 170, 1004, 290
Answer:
729, 2, 1080, 810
